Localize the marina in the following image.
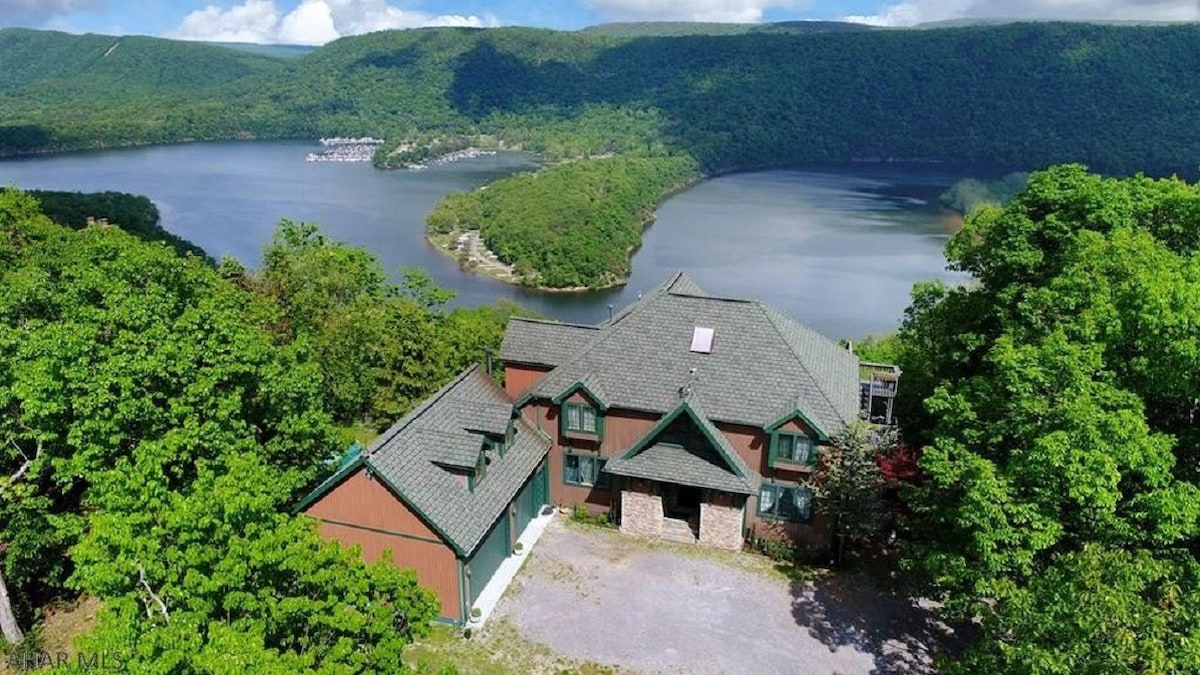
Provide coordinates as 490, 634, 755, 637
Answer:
306, 137, 385, 163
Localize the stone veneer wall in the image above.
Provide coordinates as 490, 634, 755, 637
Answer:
699, 501, 744, 551
620, 490, 663, 538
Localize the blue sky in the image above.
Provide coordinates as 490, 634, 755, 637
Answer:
3, 1, 1199, 44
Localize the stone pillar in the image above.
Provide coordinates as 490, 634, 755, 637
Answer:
699, 494, 744, 551
620, 489, 663, 538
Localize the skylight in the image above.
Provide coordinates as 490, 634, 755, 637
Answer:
690, 326, 714, 353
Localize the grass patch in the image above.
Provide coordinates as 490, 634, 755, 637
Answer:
0, 596, 101, 675
404, 618, 624, 675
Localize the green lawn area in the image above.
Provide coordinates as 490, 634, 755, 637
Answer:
404, 618, 624, 675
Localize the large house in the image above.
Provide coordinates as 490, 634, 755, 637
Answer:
297, 272, 893, 624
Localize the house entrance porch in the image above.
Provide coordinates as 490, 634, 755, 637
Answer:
616, 477, 746, 550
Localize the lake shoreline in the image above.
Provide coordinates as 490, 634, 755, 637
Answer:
1, 140, 968, 336
425, 170, 703, 293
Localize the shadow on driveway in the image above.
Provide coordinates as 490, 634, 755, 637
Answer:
790, 574, 963, 674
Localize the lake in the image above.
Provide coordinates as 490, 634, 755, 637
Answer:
0, 141, 969, 339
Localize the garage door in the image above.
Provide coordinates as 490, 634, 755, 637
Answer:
468, 514, 510, 605
513, 461, 547, 538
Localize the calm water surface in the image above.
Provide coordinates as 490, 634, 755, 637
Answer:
1, 141, 969, 338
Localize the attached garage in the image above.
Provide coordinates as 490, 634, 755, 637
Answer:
513, 462, 548, 541
295, 366, 552, 625
468, 515, 510, 605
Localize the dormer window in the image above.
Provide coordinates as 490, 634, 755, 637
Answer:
769, 430, 819, 469
563, 402, 599, 435
553, 381, 607, 440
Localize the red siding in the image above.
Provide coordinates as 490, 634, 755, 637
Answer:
520, 399, 832, 547
316, 521, 463, 622
504, 364, 550, 397
306, 469, 440, 540
304, 469, 462, 622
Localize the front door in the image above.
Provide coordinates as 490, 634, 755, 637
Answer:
667, 485, 702, 518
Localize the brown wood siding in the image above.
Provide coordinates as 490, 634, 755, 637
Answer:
504, 364, 550, 397
316, 521, 462, 622
778, 418, 818, 436
746, 504, 833, 550
716, 422, 769, 475
305, 469, 440, 541
531, 402, 660, 510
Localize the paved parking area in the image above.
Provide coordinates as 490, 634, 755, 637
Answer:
492, 517, 948, 674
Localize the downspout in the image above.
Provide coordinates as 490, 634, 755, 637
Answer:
457, 558, 468, 626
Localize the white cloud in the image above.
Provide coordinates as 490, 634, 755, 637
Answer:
585, 0, 798, 23
167, 0, 498, 45
845, 0, 1200, 26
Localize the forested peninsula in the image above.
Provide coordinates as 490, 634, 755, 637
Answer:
5, 23, 1200, 287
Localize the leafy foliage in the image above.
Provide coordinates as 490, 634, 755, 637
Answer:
0, 190, 498, 666
895, 166, 1200, 670
67, 452, 437, 673
427, 155, 699, 287
812, 423, 893, 546
255, 220, 517, 426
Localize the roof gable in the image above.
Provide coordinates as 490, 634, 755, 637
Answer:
550, 378, 610, 410
606, 397, 757, 494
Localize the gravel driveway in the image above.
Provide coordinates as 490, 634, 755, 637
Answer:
492, 518, 948, 674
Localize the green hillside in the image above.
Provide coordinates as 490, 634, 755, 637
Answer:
579, 20, 870, 37
4, 23, 1200, 287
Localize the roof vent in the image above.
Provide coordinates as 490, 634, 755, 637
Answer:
690, 326, 714, 353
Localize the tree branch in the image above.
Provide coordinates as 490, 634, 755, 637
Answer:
6, 438, 43, 484
137, 564, 170, 624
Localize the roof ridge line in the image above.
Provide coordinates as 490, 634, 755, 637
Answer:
365, 364, 482, 457
757, 303, 847, 433
509, 316, 600, 330
669, 292, 756, 304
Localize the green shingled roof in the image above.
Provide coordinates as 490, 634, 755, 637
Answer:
519, 272, 860, 436
604, 396, 757, 494
499, 317, 600, 368
359, 366, 551, 556
605, 443, 755, 494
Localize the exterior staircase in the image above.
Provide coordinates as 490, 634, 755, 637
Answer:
661, 516, 698, 544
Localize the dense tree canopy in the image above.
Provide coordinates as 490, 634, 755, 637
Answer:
426, 155, 699, 288
11, 189, 208, 259
893, 166, 1200, 672
0, 190, 510, 668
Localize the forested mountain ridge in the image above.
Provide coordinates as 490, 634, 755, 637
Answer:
4, 22, 1200, 175
5, 22, 1200, 287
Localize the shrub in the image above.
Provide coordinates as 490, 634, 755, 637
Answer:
569, 505, 612, 528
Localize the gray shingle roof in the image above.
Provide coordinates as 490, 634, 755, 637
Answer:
524, 272, 860, 435
499, 318, 600, 368
603, 396, 757, 494
605, 443, 755, 494
365, 366, 551, 556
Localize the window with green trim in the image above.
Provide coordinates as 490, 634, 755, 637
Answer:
563, 451, 608, 489
562, 402, 599, 435
757, 483, 813, 522
773, 431, 818, 467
